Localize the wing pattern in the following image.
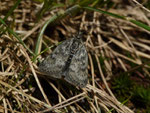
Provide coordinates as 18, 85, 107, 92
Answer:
64, 44, 88, 88
39, 32, 88, 88
39, 38, 73, 78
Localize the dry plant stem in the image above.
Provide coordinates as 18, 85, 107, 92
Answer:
88, 27, 131, 112
22, 15, 52, 41
132, 0, 150, 13
81, 11, 100, 112
19, 45, 51, 106
0, 106, 20, 113
94, 40, 112, 49
14, 95, 22, 110
0, 73, 30, 102
3, 98, 7, 113
89, 101, 99, 113
133, 41, 150, 51
88, 13, 101, 112
90, 12, 117, 100
109, 15, 150, 34
75, 104, 87, 113
14, 73, 30, 87
48, 82, 77, 113
88, 54, 95, 87
2, 99, 16, 113
88, 52, 100, 112
0, 72, 14, 76
103, 100, 123, 113
96, 20, 113, 80
60, 84, 87, 112
94, 54, 116, 99
51, 97, 85, 112
117, 58, 127, 71
99, 103, 110, 112
119, 26, 141, 63
110, 38, 150, 59
136, 8, 150, 26
86, 85, 134, 113
108, 47, 140, 64
88, 34, 100, 112
1, 48, 9, 57
0, 79, 51, 108
41, 92, 86, 112
5, 61, 14, 72
92, 11, 97, 87
6, 99, 13, 113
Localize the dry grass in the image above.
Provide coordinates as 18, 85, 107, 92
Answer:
0, 0, 150, 113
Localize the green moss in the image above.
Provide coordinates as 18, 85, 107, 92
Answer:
131, 85, 150, 109
111, 74, 134, 102
112, 73, 150, 112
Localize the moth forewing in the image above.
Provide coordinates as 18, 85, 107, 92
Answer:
39, 32, 88, 88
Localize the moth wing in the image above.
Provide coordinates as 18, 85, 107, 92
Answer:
64, 45, 88, 88
39, 38, 73, 78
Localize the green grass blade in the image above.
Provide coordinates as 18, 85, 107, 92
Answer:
34, 15, 58, 58
84, 6, 126, 19
0, 17, 34, 56
34, 5, 81, 59
84, 6, 150, 32
129, 19, 150, 31
0, 0, 21, 37
3, 0, 21, 21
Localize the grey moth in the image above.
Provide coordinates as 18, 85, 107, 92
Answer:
39, 32, 88, 88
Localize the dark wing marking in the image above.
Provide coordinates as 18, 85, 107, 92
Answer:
64, 44, 88, 88
39, 38, 74, 78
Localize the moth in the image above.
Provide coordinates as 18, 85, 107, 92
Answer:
39, 32, 88, 88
